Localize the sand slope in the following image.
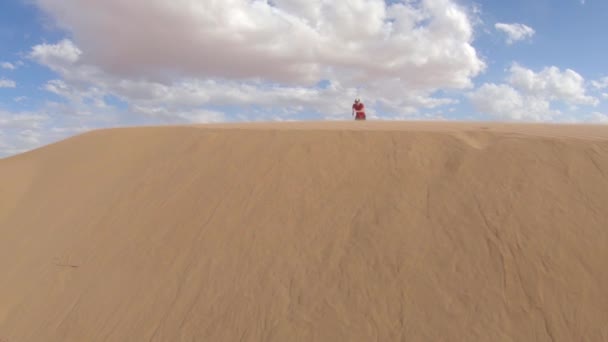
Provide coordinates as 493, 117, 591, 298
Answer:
1, 121, 608, 341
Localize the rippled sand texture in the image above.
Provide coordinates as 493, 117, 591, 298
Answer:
1, 121, 608, 341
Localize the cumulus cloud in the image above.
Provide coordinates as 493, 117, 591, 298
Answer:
0, 112, 48, 129
592, 77, 608, 90
30, 39, 82, 69
3, 0, 490, 156
469, 63, 598, 121
565, 112, 608, 124
589, 112, 608, 123
508, 63, 598, 105
495, 23, 535, 44
0, 78, 17, 88
43, 79, 110, 115
35, 0, 484, 88
17, 129, 43, 145
1, 62, 16, 70
469, 83, 555, 121
0, 106, 121, 157
0, 111, 49, 156
30, 0, 485, 121
131, 105, 226, 124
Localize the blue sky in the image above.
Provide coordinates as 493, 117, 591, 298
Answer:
474, 0, 607, 79
1, 0, 607, 157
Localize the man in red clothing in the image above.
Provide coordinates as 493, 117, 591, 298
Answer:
352, 98, 366, 120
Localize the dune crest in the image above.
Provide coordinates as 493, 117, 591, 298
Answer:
1, 121, 608, 341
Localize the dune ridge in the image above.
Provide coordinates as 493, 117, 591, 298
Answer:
1, 121, 608, 341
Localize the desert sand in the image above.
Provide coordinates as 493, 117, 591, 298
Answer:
1, 120, 608, 341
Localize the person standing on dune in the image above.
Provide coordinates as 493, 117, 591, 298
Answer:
352, 98, 366, 121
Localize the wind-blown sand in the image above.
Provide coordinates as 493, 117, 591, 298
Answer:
1, 121, 608, 341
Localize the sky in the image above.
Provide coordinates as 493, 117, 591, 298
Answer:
1, 0, 608, 157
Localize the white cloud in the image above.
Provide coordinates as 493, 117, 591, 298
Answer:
14, 96, 27, 103
469, 83, 556, 121
43, 79, 106, 108
35, 0, 484, 88
592, 77, 608, 90
32, 0, 484, 112
0, 106, 123, 157
508, 63, 598, 105
0, 112, 48, 129
566, 112, 608, 124
3, 0, 490, 157
470, 63, 598, 121
0, 78, 16, 88
0, 111, 49, 156
29, 38, 469, 123
44, 79, 72, 97
131, 105, 225, 124
589, 112, 608, 123
18, 129, 43, 145
50, 126, 92, 134
30, 39, 82, 69
495, 23, 535, 44
1, 62, 16, 70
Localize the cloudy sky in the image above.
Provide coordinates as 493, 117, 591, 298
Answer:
1, 0, 607, 156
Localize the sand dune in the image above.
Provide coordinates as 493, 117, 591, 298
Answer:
1, 121, 608, 341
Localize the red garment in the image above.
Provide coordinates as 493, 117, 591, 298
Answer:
352, 102, 366, 120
